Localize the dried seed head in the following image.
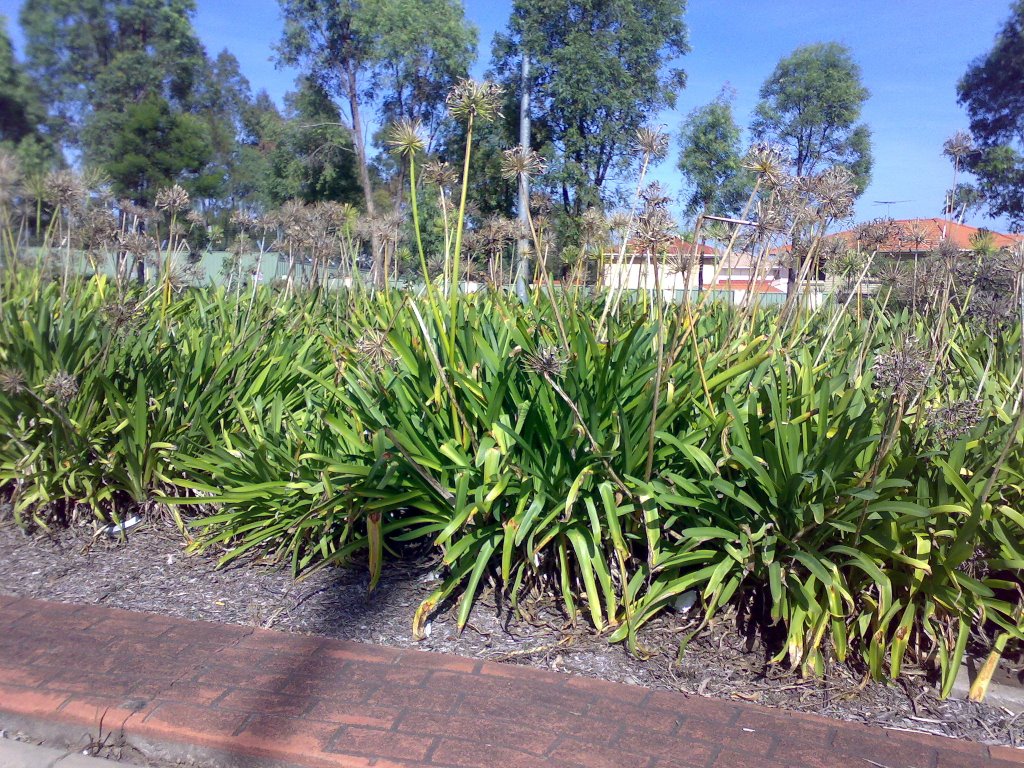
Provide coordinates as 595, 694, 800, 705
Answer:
446, 79, 503, 123
635, 208, 676, 255
634, 126, 669, 160
872, 335, 929, 398
856, 218, 900, 250
607, 211, 632, 233
903, 221, 931, 251
155, 184, 190, 214
43, 370, 79, 406
477, 215, 515, 255
812, 166, 857, 221
943, 130, 974, 162
354, 329, 397, 373
386, 118, 426, 158
422, 159, 458, 188
500, 146, 547, 181
76, 209, 119, 250
640, 182, 672, 211
102, 299, 147, 337
529, 192, 553, 216
752, 201, 788, 240
45, 170, 86, 210
0, 367, 27, 396
743, 142, 789, 187
523, 345, 568, 379
119, 231, 158, 258
927, 398, 982, 443
875, 261, 907, 288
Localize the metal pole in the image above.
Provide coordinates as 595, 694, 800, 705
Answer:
515, 53, 531, 303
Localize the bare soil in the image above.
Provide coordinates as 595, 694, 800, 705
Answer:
1, 516, 1022, 751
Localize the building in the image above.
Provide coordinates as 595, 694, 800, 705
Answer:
827, 218, 1024, 257
602, 238, 788, 299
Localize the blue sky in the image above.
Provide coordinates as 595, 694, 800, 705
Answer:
1, 0, 1015, 230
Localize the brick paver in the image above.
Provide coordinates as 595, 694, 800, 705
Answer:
0, 595, 1018, 768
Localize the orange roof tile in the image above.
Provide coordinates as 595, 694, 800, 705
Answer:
831, 218, 1023, 253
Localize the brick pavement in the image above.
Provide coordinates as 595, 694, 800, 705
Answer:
0, 594, 1019, 768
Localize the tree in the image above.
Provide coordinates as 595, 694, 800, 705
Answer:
493, 0, 689, 214
751, 43, 872, 190
20, 0, 206, 155
957, 1, 1024, 228
267, 80, 362, 206
677, 91, 752, 219
277, 0, 476, 284
359, 0, 476, 149
187, 50, 259, 207
104, 95, 213, 206
0, 16, 58, 173
276, 0, 477, 284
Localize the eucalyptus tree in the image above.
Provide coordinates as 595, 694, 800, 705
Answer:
751, 42, 872, 191
276, 4, 474, 198
277, 0, 476, 282
492, 0, 689, 214
958, 0, 1024, 228
677, 92, 752, 219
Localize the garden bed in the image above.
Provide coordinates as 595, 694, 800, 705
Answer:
1, 517, 1021, 749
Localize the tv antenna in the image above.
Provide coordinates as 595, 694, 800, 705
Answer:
873, 199, 911, 217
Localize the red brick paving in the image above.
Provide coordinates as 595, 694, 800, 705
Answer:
0, 595, 1018, 768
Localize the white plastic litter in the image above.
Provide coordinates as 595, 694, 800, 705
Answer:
103, 515, 142, 538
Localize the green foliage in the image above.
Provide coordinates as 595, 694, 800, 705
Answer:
264, 80, 362, 206
677, 92, 753, 218
104, 95, 215, 206
493, 0, 689, 212
20, 0, 206, 147
0, 16, 58, 173
2, 266, 1021, 694
958, 1, 1024, 228
356, 0, 477, 140
276, 0, 478, 219
752, 42, 872, 190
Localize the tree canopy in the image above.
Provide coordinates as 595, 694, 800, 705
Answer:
20, 0, 205, 147
677, 92, 752, 219
958, 0, 1024, 228
104, 94, 214, 206
493, 0, 689, 214
0, 16, 57, 173
751, 42, 872, 191
277, 0, 476, 211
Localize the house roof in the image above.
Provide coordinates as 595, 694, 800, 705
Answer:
831, 218, 1023, 254
616, 237, 716, 258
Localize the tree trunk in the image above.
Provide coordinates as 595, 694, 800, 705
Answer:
515, 53, 531, 302
695, 206, 707, 294
344, 65, 380, 286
